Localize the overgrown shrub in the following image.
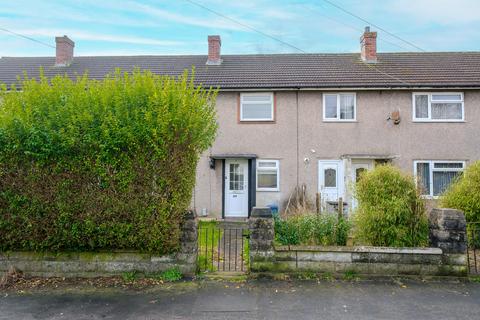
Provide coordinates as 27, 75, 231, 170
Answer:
0, 69, 217, 253
441, 161, 480, 222
275, 213, 351, 246
353, 165, 429, 247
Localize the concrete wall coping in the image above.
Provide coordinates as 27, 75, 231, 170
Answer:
275, 245, 443, 255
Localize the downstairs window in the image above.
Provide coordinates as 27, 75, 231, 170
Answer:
415, 161, 465, 197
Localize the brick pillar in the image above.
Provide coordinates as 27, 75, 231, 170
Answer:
176, 210, 198, 275
249, 207, 275, 270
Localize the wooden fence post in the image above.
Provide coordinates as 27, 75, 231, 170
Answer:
316, 193, 321, 214
338, 197, 343, 218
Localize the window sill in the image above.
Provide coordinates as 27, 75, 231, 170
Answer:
412, 120, 465, 123
239, 120, 275, 124
256, 189, 280, 192
323, 120, 357, 123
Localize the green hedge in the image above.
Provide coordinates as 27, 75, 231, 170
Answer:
353, 165, 429, 247
0, 69, 217, 253
275, 213, 351, 246
441, 161, 480, 222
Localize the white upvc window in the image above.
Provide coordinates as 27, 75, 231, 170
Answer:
240, 93, 274, 121
256, 160, 280, 191
412, 92, 464, 122
414, 160, 465, 198
323, 93, 356, 121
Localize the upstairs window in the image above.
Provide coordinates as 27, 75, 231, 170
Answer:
323, 93, 356, 121
256, 160, 279, 191
415, 161, 465, 197
240, 93, 274, 121
413, 93, 464, 121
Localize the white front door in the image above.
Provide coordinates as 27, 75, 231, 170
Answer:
318, 160, 344, 205
351, 161, 373, 210
225, 159, 249, 217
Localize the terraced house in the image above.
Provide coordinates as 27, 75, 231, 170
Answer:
1, 27, 480, 219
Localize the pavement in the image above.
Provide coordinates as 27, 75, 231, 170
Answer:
1, 278, 480, 320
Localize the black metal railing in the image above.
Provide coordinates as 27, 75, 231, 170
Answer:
467, 222, 480, 274
197, 225, 249, 273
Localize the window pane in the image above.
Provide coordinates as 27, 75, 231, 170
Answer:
258, 161, 277, 168
415, 95, 428, 118
431, 94, 462, 101
324, 168, 336, 187
241, 103, 272, 120
431, 103, 462, 120
229, 164, 244, 191
355, 168, 367, 183
433, 171, 461, 196
258, 171, 278, 189
434, 162, 464, 169
340, 94, 355, 120
324, 95, 337, 118
416, 162, 430, 195
242, 94, 272, 102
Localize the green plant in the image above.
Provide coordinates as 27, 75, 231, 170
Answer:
353, 165, 429, 247
0, 69, 218, 253
122, 271, 138, 282
158, 267, 182, 282
275, 213, 351, 246
441, 161, 480, 223
343, 270, 358, 281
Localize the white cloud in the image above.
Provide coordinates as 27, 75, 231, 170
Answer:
388, 0, 480, 25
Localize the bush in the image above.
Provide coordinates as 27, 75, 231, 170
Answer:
275, 213, 351, 246
0, 69, 217, 253
441, 161, 480, 222
353, 165, 429, 247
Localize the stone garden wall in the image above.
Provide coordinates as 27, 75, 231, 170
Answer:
249, 207, 468, 277
0, 211, 198, 277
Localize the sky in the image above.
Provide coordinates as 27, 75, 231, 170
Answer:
1, 0, 480, 57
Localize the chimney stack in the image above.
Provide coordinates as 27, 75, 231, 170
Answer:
360, 26, 377, 63
206, 35, 222, 65
55, 35, 74, 66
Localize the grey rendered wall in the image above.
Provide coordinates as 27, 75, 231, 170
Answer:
193, 90, 480, 218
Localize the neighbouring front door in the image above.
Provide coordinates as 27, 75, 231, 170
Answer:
351, 161, 373, 210
225, 159, 249, 217
318, 160, 344, 205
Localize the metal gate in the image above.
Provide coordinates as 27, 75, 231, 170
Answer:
467, 222, 480, 274
197, 222, 249, 273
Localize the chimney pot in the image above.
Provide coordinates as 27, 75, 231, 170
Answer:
55, 35, 74, 66
360, 26, 377, 63
206, 35, 222, 65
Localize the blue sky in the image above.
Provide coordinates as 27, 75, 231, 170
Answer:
1, 0, 480, 57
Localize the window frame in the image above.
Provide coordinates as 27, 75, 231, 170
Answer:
412, 92, 464, 122
239, 92, 275, 122
413, 160, 465, 198
322, 93, 357, 122
256, 159, 280, 192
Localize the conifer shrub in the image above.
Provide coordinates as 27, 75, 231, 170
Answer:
353, 165, 429, 247
0, 69, 217, 253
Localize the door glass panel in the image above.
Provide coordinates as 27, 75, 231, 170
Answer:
229, 163, 244, 191
355, 168, 366, 183
324, 168, 336, 187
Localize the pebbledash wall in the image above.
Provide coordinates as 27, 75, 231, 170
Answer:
249, 208, 468, 277
193, 90, 480, 218
0, 211, 198, 277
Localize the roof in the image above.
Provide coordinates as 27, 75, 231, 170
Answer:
1, 52, 480, 90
